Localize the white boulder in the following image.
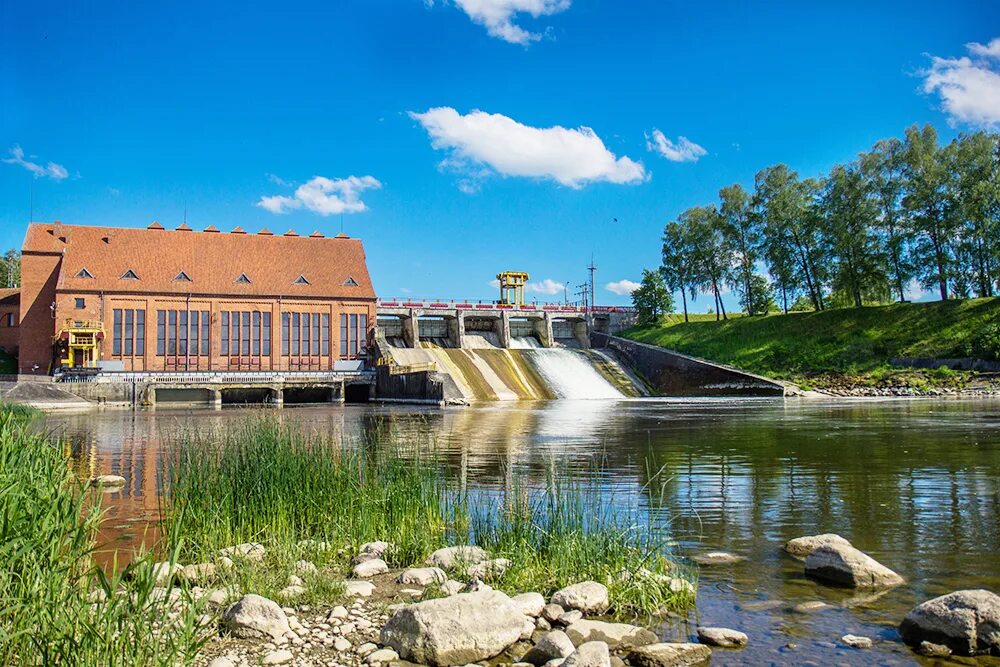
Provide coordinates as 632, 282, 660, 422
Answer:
551, 582, 610, 615
221, 594, 290, 640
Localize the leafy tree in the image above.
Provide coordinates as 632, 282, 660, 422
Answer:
681, 205, 731, 320
740, 273, 776, 315
902, 124, 958, 300
821, 163, 885, 307
0, 250, 19, 288
948, 131, 999, 297
861, 138, 913, 302
631, 269, 674, 324
718, 184, 761, 314
661, 221, 697, 322
754, 165, 827, 311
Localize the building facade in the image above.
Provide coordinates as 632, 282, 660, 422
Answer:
0, 288, 19, 358
19, 221, 376, 375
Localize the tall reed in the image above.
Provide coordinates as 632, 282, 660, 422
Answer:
0, 405, 209, 666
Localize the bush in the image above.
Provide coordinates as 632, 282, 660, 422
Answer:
967, 321, 1000, 361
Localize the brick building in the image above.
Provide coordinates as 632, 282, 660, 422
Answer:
18, 221, 376, 374
0, 288, 19, 358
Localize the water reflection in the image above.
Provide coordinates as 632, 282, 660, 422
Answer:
43, 398, 1000, 666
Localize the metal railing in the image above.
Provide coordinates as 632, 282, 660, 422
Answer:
377, 298, 635, 314
58, 370, 374, 384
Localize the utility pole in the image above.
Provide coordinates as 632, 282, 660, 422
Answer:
586, 256, 597, 313
575, 283, 589, 309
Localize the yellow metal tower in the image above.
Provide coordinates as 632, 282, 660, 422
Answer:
55, 319, 104, 368
497, 271, 529, 306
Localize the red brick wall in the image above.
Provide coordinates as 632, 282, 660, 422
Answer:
18, 252, 61, 374
54, 292, 375, 372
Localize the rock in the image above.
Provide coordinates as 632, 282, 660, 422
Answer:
521, 630, 576, 665
151, 561, 183, 586
804, 544, 904, 588
918, 641, 952, 657
217, 555, 234, 570
740, 600, 783, 612
695, 627, 747, 648
328, 605, 349, 619
334, 637, 352, 651
182, 562, 216, 585
294, 560, 317, 575
206, 657, 237, 667
465, 580, 493, 593
565, 620, 658, 649
784, 534, 852, 559
286, 574, 303, 587
899, 589, 1000, 656
691, 552, 743, 566
278, 585, 305, 599
355, 541, 393, 564
841, 634, 872, 649
562, 641, 611, 667
206, 588, 231, 605
352, 558, 388, 578
542, 604, 565, 623
89, 474, 126, 487
468, 558, 512, 580
219, 542, 265, 561
521, 617, 536, 640
427, 545, 489, 570
367, 648, 400, 664
441, 580, 465, 596
399, 567, 447, 586
380, 589, 526, 665
627, 643, 712, 667
557, 611, 584, 626
551, 582, 610, 615
343, 580, 376, 597
541, 660, 564, 667
357, 642, 378, 657
221, 594, 290, 640
262, 649, 293, 665
536, 617, 552, 631
513, 592, 546, 617
792, 601, 830, 613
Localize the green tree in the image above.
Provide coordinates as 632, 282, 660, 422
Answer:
0, 250, 19, 288
740, 273, 776, 315
948, 131, 999, 297
902, 124, 958, 300
718, 183, 762, 315
631, 269, 674, 324
755, 165, 827, 311
821, 163, 885, 307
861, 138, 913, 302
661, 221, 697, 322
681, 205, 731, 320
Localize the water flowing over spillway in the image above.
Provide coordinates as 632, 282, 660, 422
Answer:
386, 339, 643, 401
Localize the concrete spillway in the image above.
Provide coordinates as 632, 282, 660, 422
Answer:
385, 339, 643, 401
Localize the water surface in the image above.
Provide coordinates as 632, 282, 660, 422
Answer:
45, 398, 1000, 665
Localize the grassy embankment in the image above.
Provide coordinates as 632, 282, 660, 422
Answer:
162, 418, 694, 617
623, 297, 1000, 390
0, 405, 210, 666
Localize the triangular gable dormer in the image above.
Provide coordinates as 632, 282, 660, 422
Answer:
75, 268, 95, 279
120, 269, 140, 280
293, 275, 310, 285
235, 273, 252, 284
173, 271, 192, 282
342, 276, 359, 287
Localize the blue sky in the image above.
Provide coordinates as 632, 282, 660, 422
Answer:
2, 0, 998, 310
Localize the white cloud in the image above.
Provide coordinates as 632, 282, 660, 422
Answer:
921, 38, 1000, 127
527, 278, 565, 295
488, 278, 502, 289
645, 130, 707, 163
257, 175, 382, 216
605, 279, 641, 296
2, 145, 69, 180
446, 0, 571, 45
410, 107, 647, 189
904, 279, 931, 302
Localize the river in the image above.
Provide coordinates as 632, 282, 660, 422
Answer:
45, 397, 1000, 665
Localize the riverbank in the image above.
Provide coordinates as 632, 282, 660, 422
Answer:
622, 298, 1000, 396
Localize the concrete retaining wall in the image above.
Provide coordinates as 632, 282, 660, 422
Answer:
591, 333, 786, 396
375, 366, 449, 404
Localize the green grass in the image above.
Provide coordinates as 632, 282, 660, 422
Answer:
622, 297, 1000, 385
0, 404, 210, 666
161, 418, 693, 618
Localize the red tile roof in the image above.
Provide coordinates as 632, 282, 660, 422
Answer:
22, 222, 376, 300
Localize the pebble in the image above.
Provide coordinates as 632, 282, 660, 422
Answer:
262, 649, 294, 665
841, 634, 873, 649
542, 604, 565, 623
792, 601, 830, 613
366, 648, 399, 664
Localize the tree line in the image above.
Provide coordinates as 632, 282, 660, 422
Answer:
0, 250, 19, 289
637, 124, 999, 323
